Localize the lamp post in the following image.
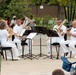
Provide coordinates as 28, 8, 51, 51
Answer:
40, 0, 44, 9
40, 5, 44, 9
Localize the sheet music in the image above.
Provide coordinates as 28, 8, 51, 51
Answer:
26, 33, 37, 39
20, 29, 26, 36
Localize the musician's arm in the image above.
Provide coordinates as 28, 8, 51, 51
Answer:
66, 28, 76, 37
67, 31, 76, 37
71, 34, 76, 37
59, 26, 67, 36
13, 27, 19, 37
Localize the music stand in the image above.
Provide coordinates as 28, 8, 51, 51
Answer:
46, 29, 59, 59
23, 30, 33, 36
24, 32, 38, 60
21, 30, 32, 58
34, 26, 48, 57
22, 30, 38, 60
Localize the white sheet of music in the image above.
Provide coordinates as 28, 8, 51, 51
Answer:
26, 33, 37, 39
20, 29, 26, 36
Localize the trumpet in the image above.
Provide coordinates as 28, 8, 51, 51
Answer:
53, 19, 67, 32
6, 25, 19, 37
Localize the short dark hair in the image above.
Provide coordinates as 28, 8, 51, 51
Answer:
0, 20, 6, 29
52, 69, 65, 75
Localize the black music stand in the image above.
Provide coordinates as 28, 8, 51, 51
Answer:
21, 30, 32, 58
23, 30, 33, 36
34, 26, 48, 57
45, 29, 59, 59
23, 30, 38, 60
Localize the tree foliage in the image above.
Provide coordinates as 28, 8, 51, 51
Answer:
57, 0, 76, 22
30, 0, 76, 23
0, 0, 31, 19
0, 0, 11, 18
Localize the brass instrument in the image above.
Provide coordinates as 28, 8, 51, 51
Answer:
53, 19, 67, 32
67, 27, 72, 31
6, 25, 19, 37
23, 16, 34, 25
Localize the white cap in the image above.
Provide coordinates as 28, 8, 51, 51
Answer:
13, 16, 16, 18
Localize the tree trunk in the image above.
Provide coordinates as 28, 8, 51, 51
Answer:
72, 8, 75, 21
64, 6, 67, 19
69, 2, 72, 21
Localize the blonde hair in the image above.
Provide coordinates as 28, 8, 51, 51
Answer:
0, 20, 6, 29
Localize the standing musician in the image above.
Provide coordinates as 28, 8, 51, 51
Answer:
13, 18, 31, 55
0, 20, 20, 60
10, 15, 16, 28
47, 18, 67, 56
28, 15, 36, 30
60, 20, 76, 58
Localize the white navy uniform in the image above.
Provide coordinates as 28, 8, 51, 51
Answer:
47, 25, 67, 53
13, 24, 32, 54
0, 29, 19, 58
60, 27, 76, 54
13, 24, 23, 54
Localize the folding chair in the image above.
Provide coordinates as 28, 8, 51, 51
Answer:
51, 34, 67, 59
0, 46, 13, 61
21, 39, 27, 58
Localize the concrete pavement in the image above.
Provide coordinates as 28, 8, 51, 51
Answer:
1, 34, 75, 75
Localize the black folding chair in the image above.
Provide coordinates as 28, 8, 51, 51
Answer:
0, 46, 13, 61
51, 34, 67, 59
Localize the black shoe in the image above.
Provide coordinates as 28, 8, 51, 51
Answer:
64, 52, 68, 56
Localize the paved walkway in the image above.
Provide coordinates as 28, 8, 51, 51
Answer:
1, 34, 75, 75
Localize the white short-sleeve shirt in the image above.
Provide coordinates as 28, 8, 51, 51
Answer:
0, 29, 9, 42
70, 27, 76, 40
53, 25, 66, 37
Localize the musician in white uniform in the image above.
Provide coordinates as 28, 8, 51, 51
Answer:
0, 20, 20, 60
13, 18, 31, 55
47, 19, 67, 56
60, 20, 76, 58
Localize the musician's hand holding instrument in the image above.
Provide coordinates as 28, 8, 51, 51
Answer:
53, 19, 67, 36
53, 19, 67, 32
66, 27, 72, 36
6, 25, 20, 37
59, 29, 64, 36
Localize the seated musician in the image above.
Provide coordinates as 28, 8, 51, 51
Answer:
0, 20, 20, 60
60, 20, 76, 58
47, 18, 67, 56
13, 18, 31, 55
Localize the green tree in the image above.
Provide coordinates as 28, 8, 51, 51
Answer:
58, 0, 76, 23
0, 0, 11, 18
4, 0, 31, 18
30, 0, 50, 5
31, 0, 76, 26
49, 0, 76, 23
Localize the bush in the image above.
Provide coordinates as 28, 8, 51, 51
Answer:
34, 15, 57, 29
